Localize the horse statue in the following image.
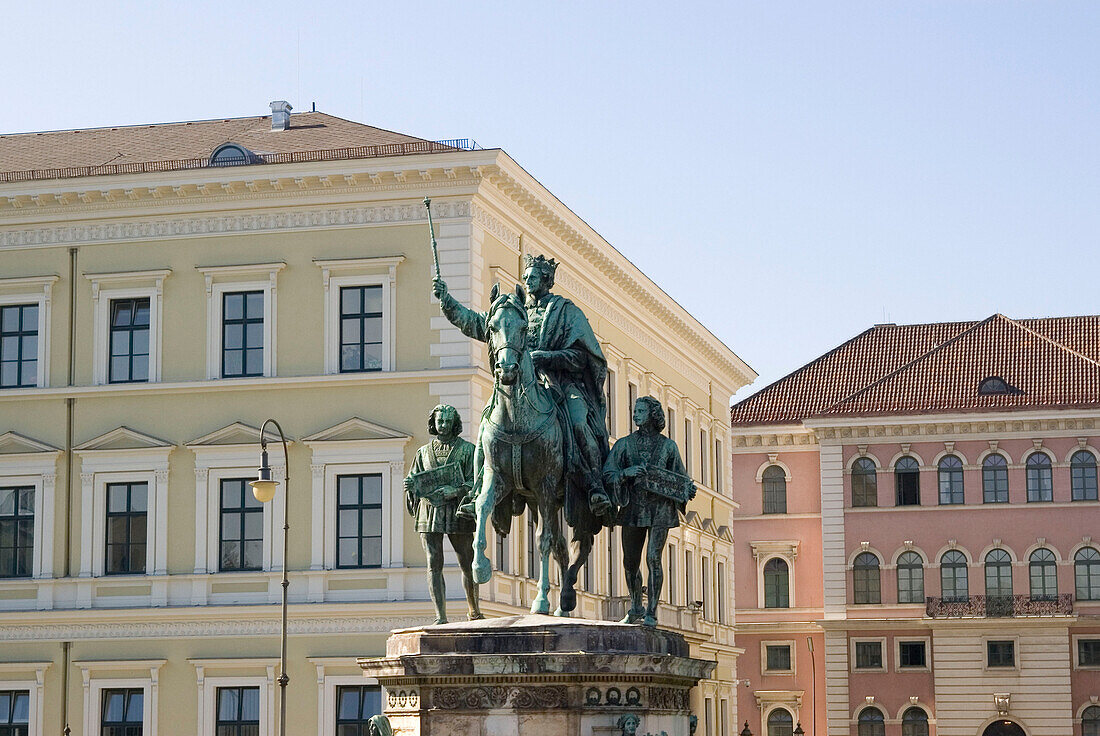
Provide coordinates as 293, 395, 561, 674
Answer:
469, 282, 598, 616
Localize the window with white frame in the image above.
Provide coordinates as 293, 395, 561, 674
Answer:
0, 486, 34, 578
605, 368, 616, 436
86, 270, 168, 386
714, 438, 723, 493
0, 436, 58, 585
308, 658, 382, 736
0, 689, 29, 736
762, 641, 795, 674
198, 263, 283, 380
219, 478, 264, 572
315, 257, 403, 375
896, 638, 930, 670
76, 660, 162, 736
0, 662, 49, 736
191, 660, 275, 736
0, 276, 56, 390
851, 638, 886, 671
75, 434, 170, 583
336, 474, 384, 569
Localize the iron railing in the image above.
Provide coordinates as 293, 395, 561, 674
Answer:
0, 138, 483, 184
926, 594, 1074, 618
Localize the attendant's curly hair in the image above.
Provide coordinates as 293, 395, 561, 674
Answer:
427, 404, 462, 436
635, 395, 666, 432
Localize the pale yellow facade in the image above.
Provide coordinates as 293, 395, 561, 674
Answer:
0, 135, 753, 735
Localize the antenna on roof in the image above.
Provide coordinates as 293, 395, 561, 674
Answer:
312, 101, 316, 113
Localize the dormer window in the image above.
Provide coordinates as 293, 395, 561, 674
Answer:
209, 143, 254, 167
978, 376, 1019, 396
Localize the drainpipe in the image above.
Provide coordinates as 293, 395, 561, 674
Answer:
61, 246, 78, 736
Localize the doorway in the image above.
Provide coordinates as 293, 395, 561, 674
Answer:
982, 720, 1026, 736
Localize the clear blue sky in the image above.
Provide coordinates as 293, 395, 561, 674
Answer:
5, 1, 1098, 402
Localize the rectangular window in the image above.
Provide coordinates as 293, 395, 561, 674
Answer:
701, 556, 710, 620
714, 439, 724, 493
1079, 639, 1100, 667
700, 429, 708, 486
216, 686, 259, 736
854, 641, 883, 670
339, 285, 384, 372
628, 382, 638, 415
717, 561, 726, 623
667, 543, 677, 604
101, 688, 143, 736
667, 408, 676, 441
685, 419, 693, 479
495, 531, 509, 574
108, 298, 150, 383
0, 486, 34, 578
0, 304, 38, 389
685, 550, 694, 604
527, 512, 538, 578
608, 527, 617, 595
336, 474, 383, 568
987, 640, 1015, 668
337, 685, 382, 733
0, 690, 30, 736
898, 641, 927, 668
605, 369, 616, 436
222, 291, 264, 378
765, 644, 792, 672
219, 478, 263, 571
105, 482, 147, 575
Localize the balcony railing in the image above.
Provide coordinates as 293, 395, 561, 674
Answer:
926, 594, 1074, 618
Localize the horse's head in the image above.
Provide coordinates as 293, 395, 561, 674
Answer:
486, 283, 528, 385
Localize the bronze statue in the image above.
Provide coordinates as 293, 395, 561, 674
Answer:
404, 405, 483, 624
604, 396, 695, 627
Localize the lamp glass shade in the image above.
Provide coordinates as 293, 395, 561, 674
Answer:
250, 478, 278, 503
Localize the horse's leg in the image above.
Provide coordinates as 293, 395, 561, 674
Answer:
559, 528, 592, 615
548, 502, 571, 617
472, 451, 496, 585
531, 496, 552, 615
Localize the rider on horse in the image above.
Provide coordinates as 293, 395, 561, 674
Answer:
433, 254, 613, 532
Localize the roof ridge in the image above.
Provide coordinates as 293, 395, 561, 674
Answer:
1000, 313, 1100, 370
824, 314, 1000, 411
0, 110, 334, 138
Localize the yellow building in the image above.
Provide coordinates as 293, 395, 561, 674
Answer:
0, 102, 754, 735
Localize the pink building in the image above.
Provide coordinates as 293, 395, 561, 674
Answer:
729, 315, 1100, 736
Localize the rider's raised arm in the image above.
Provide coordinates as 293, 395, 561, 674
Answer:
436, 280, 489, 343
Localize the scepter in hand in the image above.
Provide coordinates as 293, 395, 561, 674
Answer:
424, 197, 442, 284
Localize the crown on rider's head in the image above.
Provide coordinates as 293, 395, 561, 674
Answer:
522, 254, 559, 282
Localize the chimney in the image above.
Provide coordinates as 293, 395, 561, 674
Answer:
269, 100, 292, 131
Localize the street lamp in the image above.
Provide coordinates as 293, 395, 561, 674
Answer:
794, 723, 805, 736
250, 419, 290, 736
739, 722, 753, 736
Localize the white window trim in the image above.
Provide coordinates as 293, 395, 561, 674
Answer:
308, 658, 381, 735
315, 256, 403, 374
0, 663, 50, 736
76, 447, 171, 581
198, 263, 284, 380
191, 660, 277, 736
761, 640, 796, 676
894, 636, 932, 672
1073, 634, 1100, 670
850, 637, 888, 673
983, 635, 1020, 672
752, 541, 799, 609
77, 660, 164, 736
85, 270, 169, 385
322, 461, 396, 571
0, 445, 59, 581
0, 275, 57, 389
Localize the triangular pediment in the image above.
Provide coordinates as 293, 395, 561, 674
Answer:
302, 417, 410, 443
715, 525, 732, 542
186, 422, 281, 447
0, 432, 59, 455
683, 510, 702, 529
74, 426, 172, 452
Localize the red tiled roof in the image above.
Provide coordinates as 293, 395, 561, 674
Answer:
730, 314, 1100, 426
0, 112, 430, 176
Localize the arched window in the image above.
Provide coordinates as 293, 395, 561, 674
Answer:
985, 549, 1013, 603
209, 143, 253, 166
1072, 450, 1098, 501
938, 455, 964, 504
901, 707, 929, 736
982, 454, 1009, 503
897, 551, 925, 604
895, 456, 920, 506
1083, 704, 1100, 736
762, 465, 787, 514
1028, 548, 1057, 600
857, 707, 886, 736
940, 550, 969, 602
853, 552, 881, 604
767, 708, 794, 736
852, 457, 878, 507
1026, 452, 1053, 502
1076, 547, 1100, 601
763, 558, 790, 609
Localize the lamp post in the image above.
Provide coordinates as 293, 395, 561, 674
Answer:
739, 722, 753, 736
250, 419, 290, 736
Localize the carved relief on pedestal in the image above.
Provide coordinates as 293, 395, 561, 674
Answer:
430, 685, 568, 710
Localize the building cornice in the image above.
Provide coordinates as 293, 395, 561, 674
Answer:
806, 410, 1100, 442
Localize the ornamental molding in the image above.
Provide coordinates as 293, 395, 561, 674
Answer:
732, 431, 818, 449
807, 416, 1099, 442
0, 199, 472, 250
0, 615, 420, 642
750, 540, 800, 562
470, 201, 520, 250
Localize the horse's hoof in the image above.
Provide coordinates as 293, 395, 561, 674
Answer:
474, 556, 492, 584
559, 587, 577, 612
553, 607, 571, 618
531, 599, 550, 615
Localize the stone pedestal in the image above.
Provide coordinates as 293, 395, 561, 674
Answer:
358, 614, 714, 736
